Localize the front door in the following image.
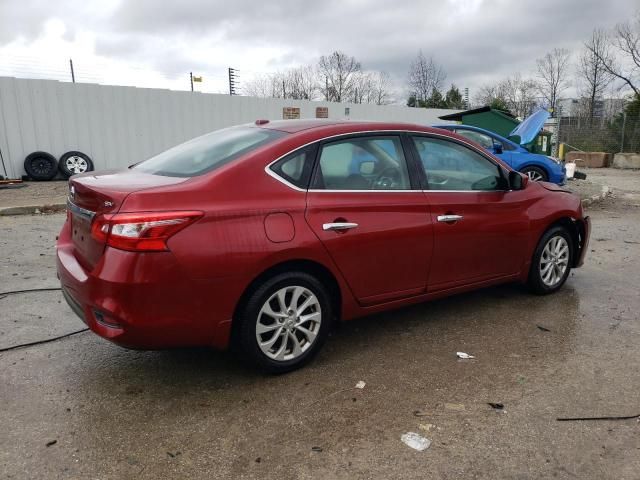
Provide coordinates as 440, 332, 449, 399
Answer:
410, 134, 530, 290
305, 135, 433, 306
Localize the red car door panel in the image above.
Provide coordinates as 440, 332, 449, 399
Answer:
306, 192, 433, 304
425, 190, 529, 290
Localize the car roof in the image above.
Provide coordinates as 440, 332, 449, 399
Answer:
256, 119, 444, 136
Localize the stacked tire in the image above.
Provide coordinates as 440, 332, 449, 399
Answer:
58, 151, 94, 178
23, 151, 94, 181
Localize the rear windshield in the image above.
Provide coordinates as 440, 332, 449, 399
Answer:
133, 126, 286, 177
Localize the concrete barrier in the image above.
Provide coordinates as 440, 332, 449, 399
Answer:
565, 151, 612, 168
612, 153, 640, 169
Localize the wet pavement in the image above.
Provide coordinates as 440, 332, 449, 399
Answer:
1, 179, 640, 479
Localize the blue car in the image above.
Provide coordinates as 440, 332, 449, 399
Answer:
433, 110, 566, 184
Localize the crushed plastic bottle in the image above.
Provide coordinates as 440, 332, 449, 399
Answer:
401, 432, 431, 451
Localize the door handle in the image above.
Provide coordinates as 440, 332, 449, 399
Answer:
323, 222, 359, 231
437, 214, 463, 223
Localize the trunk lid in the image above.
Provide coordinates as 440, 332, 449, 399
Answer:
68, 170, 188, 269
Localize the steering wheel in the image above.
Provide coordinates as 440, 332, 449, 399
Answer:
373, 167, 401, 190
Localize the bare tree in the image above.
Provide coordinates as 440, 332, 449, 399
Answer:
591, 14, 640, 97
318, 51, 361, 102
478, 75, 538, 117
501, 74, 539, 118
578, 29, 615, 125
407, 51, 446, 104
371, 71, 392, 105
536, 48, 571, 116
285, 66, 318, 100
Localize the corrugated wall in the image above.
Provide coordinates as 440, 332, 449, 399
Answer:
0, 77, 457, 178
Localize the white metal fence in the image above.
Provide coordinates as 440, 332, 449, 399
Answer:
0, 77, 457, 179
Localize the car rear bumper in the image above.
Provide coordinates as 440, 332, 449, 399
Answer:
56, 221, 235, 350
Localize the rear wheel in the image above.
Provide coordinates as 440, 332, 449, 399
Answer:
528, 226, 573, 295
521, 166, 548, 182
236, 272, 332, 373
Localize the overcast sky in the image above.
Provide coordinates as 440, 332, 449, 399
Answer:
0, 0, 637, 102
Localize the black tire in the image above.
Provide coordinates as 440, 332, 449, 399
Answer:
236, 271, 333, 374
23, 151, 58, 181
520, 166, 548, 182
58, 151, 94, 178
528, 226, 573, 295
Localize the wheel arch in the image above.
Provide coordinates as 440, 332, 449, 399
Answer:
538, 216, 585, 268
230, 258, 343, 342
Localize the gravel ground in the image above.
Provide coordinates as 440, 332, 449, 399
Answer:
0, 170, 639, 478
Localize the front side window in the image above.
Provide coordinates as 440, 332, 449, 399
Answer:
134, 126, 286, 177
314, 136, 411, 190
412, 136, 505, 191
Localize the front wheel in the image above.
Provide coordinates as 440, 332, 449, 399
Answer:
528, 226, 573, 295
236, 272, 333, 373
521, 166, 548, 182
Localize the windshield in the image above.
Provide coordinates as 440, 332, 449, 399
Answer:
134, 126, 286, 177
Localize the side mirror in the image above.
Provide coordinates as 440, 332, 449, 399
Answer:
508, 170, 528, 190
493, 143, 503, 155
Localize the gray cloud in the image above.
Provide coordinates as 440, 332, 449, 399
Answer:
2, 0, 637, 100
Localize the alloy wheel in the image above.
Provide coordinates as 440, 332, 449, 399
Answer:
65, 155, 89, 174
255, 286, 322, 362
526, 170, 544, 182
539, 235, 569, 287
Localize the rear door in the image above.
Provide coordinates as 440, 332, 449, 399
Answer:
305, 134, 433, 306
409, 134, 530, 291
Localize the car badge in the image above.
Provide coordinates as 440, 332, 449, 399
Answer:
104, 201, 114, 208
69, 185, 75, 200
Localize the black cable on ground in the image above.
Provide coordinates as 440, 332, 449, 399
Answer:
0, 328, 89, 353
0, 287, 62, 299
0, 287, 87, 352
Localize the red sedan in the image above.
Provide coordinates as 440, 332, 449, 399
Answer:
56, 120, 590, 372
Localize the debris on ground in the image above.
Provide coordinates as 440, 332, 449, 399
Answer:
418, 423, 435, 432
444, 403, 465, 411
556, 413, 640, 421
488, 402, 505, 411
311, 446, 323, 452
536, 325, 551, 332
401, 432, 431, 451
413, 410, 431, 417
45, 440, 57, 447
355, 380, 366, 389
456, 352, 475, 359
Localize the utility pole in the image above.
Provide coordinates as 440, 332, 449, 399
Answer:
190, 72, 193, 92
228, 68, 238, 95
69, 59, 75, 83
620, 112, 627, 153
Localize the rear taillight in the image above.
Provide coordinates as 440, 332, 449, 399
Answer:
91, 211, 203, 252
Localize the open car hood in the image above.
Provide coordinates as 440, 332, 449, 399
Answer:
509, 109, 550, 145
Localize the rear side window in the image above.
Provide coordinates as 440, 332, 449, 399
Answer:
134, 127, 286, 177
313, 136, 411, 190
269, 147, 315, 189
